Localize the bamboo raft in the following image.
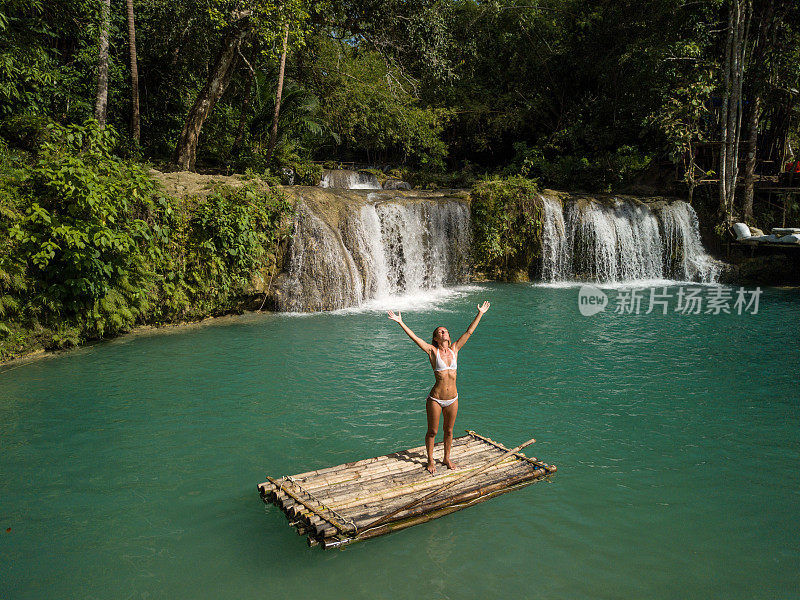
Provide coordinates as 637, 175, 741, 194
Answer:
258, 430, 557, 549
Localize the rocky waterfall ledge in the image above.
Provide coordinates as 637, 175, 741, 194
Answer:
257, 186, 724, 313
268, 187, 472, 311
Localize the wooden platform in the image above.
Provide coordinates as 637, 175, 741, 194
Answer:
258, 430, 557, 549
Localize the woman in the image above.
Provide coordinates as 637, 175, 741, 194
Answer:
387, 301, 490, 474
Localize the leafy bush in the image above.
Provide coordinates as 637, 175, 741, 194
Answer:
510, 142, 652, 192
0, 120, 293, 360
148, 182, 293, 322
288, 160, 323, 186
9, 120, 158, 340
470, 176, 542, 280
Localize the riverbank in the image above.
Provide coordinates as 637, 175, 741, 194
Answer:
0, 125, 293, 362
5, 147, 792, 363
0, 312, 252, 369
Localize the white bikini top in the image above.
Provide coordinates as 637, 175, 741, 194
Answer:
433, 346, 457, 372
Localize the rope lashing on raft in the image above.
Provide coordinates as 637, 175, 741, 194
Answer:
282, 475, 359, 535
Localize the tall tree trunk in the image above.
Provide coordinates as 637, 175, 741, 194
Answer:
741, 0, 774, 222
718, 0, 751, 223
730, 1, 750, 207
174, 16, 252, 170
126, 0, 140, 142
265, 22, 290, 165
232, 47, 257, 156
719, 3, 734, 214
743, 94, 760, 222
94, 0, 111, 128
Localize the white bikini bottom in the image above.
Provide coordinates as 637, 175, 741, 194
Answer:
427, 394, 458, 408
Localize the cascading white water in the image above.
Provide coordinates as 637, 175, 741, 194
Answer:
278, 190, 718, 312
660, 201, 721, 282
279, 198, 471, 311
279, 204, 365, 311
540, 195, 719, 283
541, 196, 568, 282
319, 169, 382, 189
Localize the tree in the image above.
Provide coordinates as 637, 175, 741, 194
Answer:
94, 0, 111, 127
718, 0, 752, 223
173, 1, 311, 171
173, 10, 254, 170
265, 21, 290, 164
126, 0, 140, 142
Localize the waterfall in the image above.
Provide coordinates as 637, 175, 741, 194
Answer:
279, 204, 365, 311
319, 169, 382, 189
278, 196, 471, 311
277, 188, 719, 312
660, 201, 721, 282
540, 195, 719, 283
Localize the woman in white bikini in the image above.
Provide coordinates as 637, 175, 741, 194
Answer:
387, 301, 490, 474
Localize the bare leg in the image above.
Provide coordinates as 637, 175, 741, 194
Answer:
442, 399, 459, 469
425, 398, 441, 474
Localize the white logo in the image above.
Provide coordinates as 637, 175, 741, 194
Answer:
578, 285, 608, 316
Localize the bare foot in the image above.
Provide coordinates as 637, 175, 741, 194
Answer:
426, 461, 436, 474
444, 458, 458, 470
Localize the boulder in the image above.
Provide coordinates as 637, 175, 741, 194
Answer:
383, 178, 411, 190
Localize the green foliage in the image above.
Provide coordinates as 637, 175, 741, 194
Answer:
148, 182, 293, 322
9, 120, 156, 339
0, 121, 293, 360
289, 160, 323, 185
306, 37, 450, 167
511, 143, 652, 192
0, 0, 102, 120
469, 176, 543, 280
401, 168, 478, 190
647, 40, 716, 193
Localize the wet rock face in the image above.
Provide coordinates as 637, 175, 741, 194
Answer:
319, 169, 381, 189
720, 254, 800, 286
382, 178, 411, 190
276, 188, 471, 311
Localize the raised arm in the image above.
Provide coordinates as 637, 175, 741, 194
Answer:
453, 301, 490, 351
388, 311, 433, 353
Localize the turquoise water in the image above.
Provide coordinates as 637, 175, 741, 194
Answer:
2, 283, 798, 599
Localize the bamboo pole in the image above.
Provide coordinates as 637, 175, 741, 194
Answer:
305, 446, 516, 506
319, 452, 519, 509
359, 437, 536, 531
287, 437, 478, 488
307, 460, 537, 538
321, 474, 547, 548
467, 430, 557, 473
260, 436, 482, 498
329, 459, 539, 519
264, 461, 550, 532
296, 442, 503, 499
266, 476, 356, 535
288, 436, 474, 480
313, 465, 550, 539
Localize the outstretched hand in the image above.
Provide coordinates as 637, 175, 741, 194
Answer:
387, 310, 403, 323
478, 301, 490, 314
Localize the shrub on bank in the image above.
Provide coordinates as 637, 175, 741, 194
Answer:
0, 121, 293, 361
470, 176, 543, 280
